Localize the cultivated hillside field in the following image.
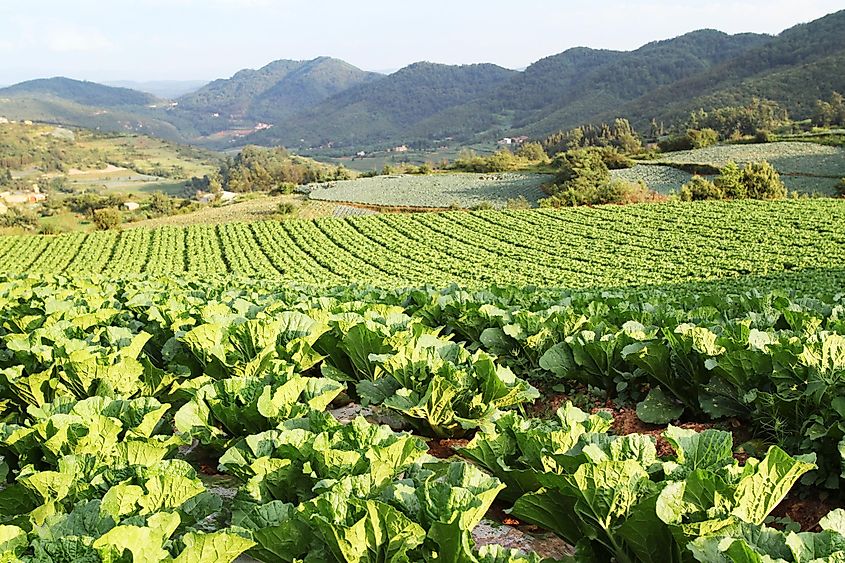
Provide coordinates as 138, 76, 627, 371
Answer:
2, 200, 844, 288
3, 7, 845, 562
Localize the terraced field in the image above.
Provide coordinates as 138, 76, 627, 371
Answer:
308, 172, 551, 208
2, 200, 844, 289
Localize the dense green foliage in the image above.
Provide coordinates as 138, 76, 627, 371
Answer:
541, 119, 642, 156
541, 148, 651, 207
208, 146, 352, 192
617, 10, 845, 130
2, 201, 844, 288
680, 161, 787, 201
685, 99, 790, 140
813, 91, 845, 127
2, 276, 845, 561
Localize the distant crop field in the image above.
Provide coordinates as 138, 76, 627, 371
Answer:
4, 200, 845, 289
610, 165, 693, 194
653, 141, 845, 178
308, 173, 552, 209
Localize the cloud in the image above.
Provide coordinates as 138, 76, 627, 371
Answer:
45, 27, 113, 53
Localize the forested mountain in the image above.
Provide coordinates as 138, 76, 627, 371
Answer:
0, 77, 159, 107
607, 9, 845, 128
250, 62, 517, 147
0, 10, 842, 150
172, 57, 381, 135
409, 30, 770, 142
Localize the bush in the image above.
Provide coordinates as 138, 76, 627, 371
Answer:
515, 142, 548, 162
837, 178, 845, 197
277, 202, 296, 215
596, 147, 634, 170
470, 201, 494, 211
658, 129, 719, 152
714, 161, 745, 199
92, 208, 122, 231
740, 161, 786, 199
595, 180, 652, 205
269, 182, 298, 195
0, 207, 39, 230
679, 176, 723, 201
658, 135, 694, 153
541, 148, 652, 208
453, 149, 524, 173
38, 223, 63, 235
149, 192, 174, 216
754, 130, 774, 143
505, 196, 532, 210
687, 128, 720, 149
550, 148, 611, 191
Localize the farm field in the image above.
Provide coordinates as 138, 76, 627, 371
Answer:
651, 141, 845, 194
0, 273, 842, 561
1, 199, 845, 289
612, 163, 842, 195
125, 194, 358, 229
308, 172, 552, 209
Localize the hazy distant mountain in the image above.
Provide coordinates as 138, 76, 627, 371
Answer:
105, 80, 209, 99
0, 77, 159, 107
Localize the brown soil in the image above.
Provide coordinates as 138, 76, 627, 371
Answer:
770, 492, 845, 532
427, 438, 470, 459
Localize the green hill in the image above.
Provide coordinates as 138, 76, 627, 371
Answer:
409, 31, 770, 142
252, 62, 517, 147
0, 77, 159, 107
1, 10, 843, 150
609, 10, 845, 128
173, 57, 381, 136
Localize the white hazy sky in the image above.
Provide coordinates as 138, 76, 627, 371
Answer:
0, 0, 841, 84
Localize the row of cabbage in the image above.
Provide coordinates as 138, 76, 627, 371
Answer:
417, 286, 845, 488
3, 276, 845, 561
0, 276, 547, 561
2, 200, 845, 288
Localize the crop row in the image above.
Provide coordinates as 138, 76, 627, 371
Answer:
1, 275, 845, 561
2, 200, 845, 289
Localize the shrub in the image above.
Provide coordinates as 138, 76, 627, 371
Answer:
687, 128, 720, 149
714, 161, 746, 199
679, 176, 723, 201
270, 182, 297, 195
505, 196, 531, 209
277, 202, 296, 215
740, 161, 787, 199
92, 208, 122, 231
837, 178, 845, 197
596, 147, 635, 170
470, 201, 494, 211
453, 149, 524, 173
658, 129, 720, 152
550, 148, 610, 191
0, 207, 39, 230
149, 192, 174, 216
658, 135, 694, 153
595, 180, 652, 205
754, 130, 774, 143
515, 142, 548, 162
37, 223, 63, 235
